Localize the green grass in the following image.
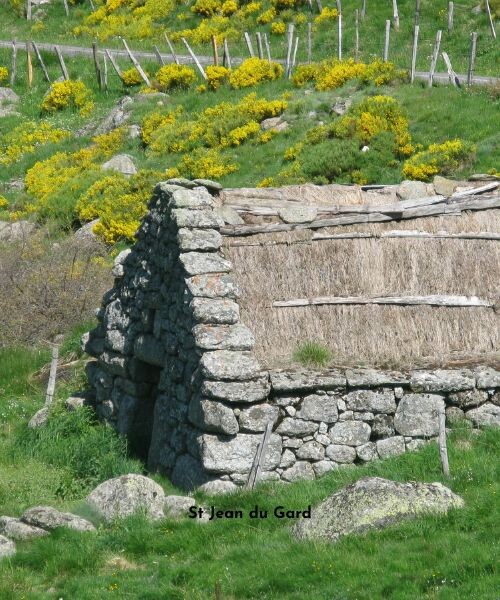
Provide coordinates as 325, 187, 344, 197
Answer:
293, 340, 333, 367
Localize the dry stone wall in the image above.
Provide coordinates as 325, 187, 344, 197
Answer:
84, 180, 500, 490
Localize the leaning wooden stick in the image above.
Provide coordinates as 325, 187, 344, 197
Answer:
438, 404, 450, 478
153, 45, 165, 66
103, 52, 108, 91
467, 32, 478, 87
291, 35, 299, 75
54, 45, 69, 80
105, 49, 122, 78
164, 33, 179, 65
264, 33, 272, 64
485, 0, 497, 39
10, 40, 17, 86
45, 342, 60, 406
211, 35, 219, 66
410, 24, 419, 83
428, 30, 442, 87
181, 37, 207, 79
442, 51, 459, 87
244, 31, 255, 57
63, 0, 69, 17
32, 42, 50, 82
256, 32, 264, 59
122, 38, 151, 86
26, 41, 33, 88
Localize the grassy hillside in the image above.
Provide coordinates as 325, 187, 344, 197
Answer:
0, 342, 498, 599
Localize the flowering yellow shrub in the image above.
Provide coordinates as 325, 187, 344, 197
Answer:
314, 6, 338, 24
221, 0, 238, 15
155, 64, 197, 90
291, 63, 321, 87
174, 16, 238, 45
121, 67, 145, 86
141, 111, 176, 145
76, 170, 162, 244
180, 148, 238, 179
0, 122, 71, 165
229, 58, 283, 88
192, 0, 221, 17
271, 21, 286, 34
92, 127, 127, 156
206, 65, 231, 90
41, 80, 94, 116
0, 67, 8, 84
0, 196, 8, 209
257, 7, 276, 23
332, 95, 413, 156
403, 139, 476, 181
225, 120, 261, 145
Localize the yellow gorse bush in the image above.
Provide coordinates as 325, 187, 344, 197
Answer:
229, 58, 283, 88
403, 139, 476, 181
180, 148, 238, 179
314, 6, 338, 24
0, 122, 71, 165
141, 110, 177, 145
121, 67, 145, 86
271, 20, 286, 34
206, 65, 231, 90
155, 64, 197, 90
41, 80, 94, 116
0, 67, 9, 84
0, 196, 9, 210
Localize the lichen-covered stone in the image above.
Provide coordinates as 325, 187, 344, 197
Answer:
202, 376, 270, 403
466, 403, 500, 427
276, 417, 318, 437
476, 368, 500, 389
179, 252, 232, 276
172, 209, 223, 229
191, 298, 240, 324
394, 394, 443, 437
296, 440, 325, 461
329, 421, 371, 446
345, 369, 409, 387
178, 228, 222, 251
238, 403, 279, 432
325, 444, 356, 463
410, 370, 474, 393
281, 461, 315, 482
448, 389, 488, 409
0, 517, 49, 541
164, 495, 195, 519
296, 394, 338, 422
0, 535, 15, 559
371, 414, 395, 438
376, 436, 405, 459
188, 397, 239, 435
356, 442, 378, 461
292, 477, 464, 542
201, 433, 281, 474
192, 324, 254, 351
200, 351, 261, 381
185, 273, 241, 298
344, 389, 396, 414
270, 370, 346, 392
171, 187, 214, 209
22, 506, 95, 532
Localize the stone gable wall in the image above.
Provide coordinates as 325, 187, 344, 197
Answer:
84, 180, 500, 491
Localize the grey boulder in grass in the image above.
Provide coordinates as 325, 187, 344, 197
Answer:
21, 506, 95, 532
293, 477, 464, 542
86, 474, 165, 522
0, 535, 15, 559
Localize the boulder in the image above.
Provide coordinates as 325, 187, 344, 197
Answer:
356, 442, 378, 462
0, 221, 36, 242
394, 394, 443, 437
466, 403, 500, 427
433, 175, 459, 197
86, 474, 165, 521
296, 440, 325, 461
0, 535, 15, 559
281, 461, 315, 482
192, 178, 223, 193
28, 406, 50, 429
260, 117, 288, 132
164, 495, 195, 519
376, 436, 405, 459
21, 506, 95, 532
325, 444, 356, 463
292, 477, 464, 542
0, 516, 48, 540
74, 219, 99, 241
0, 87, 19, 103
198, 480, 238, 495
329, 421, 371, 446
396, 180, 430, 200
331, 97, 352, 116
278, 206, 318, 224
102, 154, 137, 176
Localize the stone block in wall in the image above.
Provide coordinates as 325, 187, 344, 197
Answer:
346, 369, 409, 387
100, 351, 128, 377
376, 436, 405, 459
192, 324, 255, 351
279, 449, 296, 468
353, 412, 375, 421
185, 273, 241, 299
201, 376, 270, 403
201, 433, 282, 474
296, 394, 339, 423
448, 389, 488, 409
270, 370, 346, 393
179, 252, 232, 276
446, 406, 466, 423
356, 442, 378, 461
82, 330, 104, 357
103, 298, 130, 331
329, 421, 371, 446
492, 392, 500, 407
394, 394, 443, 437
172, 209, 223, 229
134, 334, 165, 367
200, 351, 261, 381
466, 403, 500, 427
171, 187, 214, 209
188, 397, 239, 435
313, 461, 337, 477
191, 298, 240, 324
410, 370, 475, 393
281, 461, 315, 482
371, 414, 395, 438
276, 417, 318, 437
325, 444, 356, 463
406, 438, 428, 452
238, 403, 279, 432
171, 454, 211, 490
475, 368, 500, 389
296, 441, 325, 461
344, 389, 396, 414
178, 228, 222, 252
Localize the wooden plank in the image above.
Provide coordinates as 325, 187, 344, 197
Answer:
428, 30, 442, 87
410, 24, 419, 83
153, 45, 165, 66
384, 19, 391, 62
164, 33, 179, 65
273, 295, 494, 309
442, 51, 459, 87
181, 37, 207, 79
291, 36, 299, 76
26, 41, 33, 88
32, 41, 50, 82
244, 31, 255, 57
451, 182, 499, 198
54, 45, 69, 80
245, 422, 274, 490
313, 230, 500, 241
485, 0, 497, 39
105, 49, 122, 78
467, 32, 478, 87
122, 37, 151, 86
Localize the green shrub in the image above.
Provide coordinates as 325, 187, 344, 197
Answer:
301, 139, 359, 183
293, 341, 332, 368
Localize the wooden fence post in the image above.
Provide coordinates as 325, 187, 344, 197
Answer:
392, 0, 399, 31
307, 22, 312, 63
414, 0, 420, 26
410, 24, 419, 83
223, 38, 232, 69
438, 404, 450, 478
32, 42, 50, 82
63, 0, 69, 17
45, 342, 60, 406
54, 45, 69, 80
92, 42, 102, 90
26, 0, 32, 20
26, 41, 33, 88
361, 0, 366, 20
355, 9, 360, 61
485, 0, 497, 39
428, 29, 442, 87
337, 11, 342, 60
103, 52, 108, 91
105, 49, 122, 79
164, 33, 179, 65
383, 19, 391, 61
256, 32, 264, 59
10, 40, 17, 86
244, 31, 255, 57
122, 37, 151, 87
442, 51, 459, 87
467, 32, 477, 87
181, 37, 207, 80
264, 33, 272, 64
212, 35, 219, 66
153, 45, 165, 66
448, 1, 454, 34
